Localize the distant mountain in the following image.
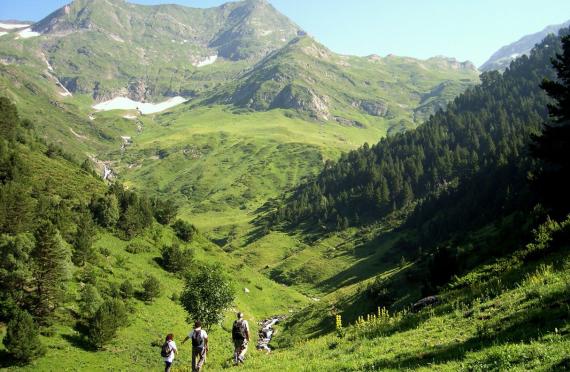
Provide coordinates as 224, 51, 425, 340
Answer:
480, 19, 570, 72
206, 36, 478, 127
0, 0, 303, 100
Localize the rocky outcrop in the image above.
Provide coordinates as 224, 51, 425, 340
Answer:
271, 84, 329, 120
352, 100, 389, 117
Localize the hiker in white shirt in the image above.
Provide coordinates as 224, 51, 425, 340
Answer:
183, 320, 208, 372
162, 333, 177, 372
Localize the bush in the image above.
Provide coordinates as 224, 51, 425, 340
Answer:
180, 264, 235, 327
3, 310, 45, 364
88, 299, 128, 349
78, 284, 103, 319
120, 280, 134, 299
161, 243, 194, 274
125, 241, 151, 254
141, 275, 161, 302
172, 219, 197, 242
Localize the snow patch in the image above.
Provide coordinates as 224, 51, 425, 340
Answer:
0, 32, 7, 37
123, 114, 138, 120
69, 128, 87, 139
193, 55, 217, 68
109, 34, 124, 43
17, 28, 40, 39
93, 96, 187, 115
0, 23, 30, 30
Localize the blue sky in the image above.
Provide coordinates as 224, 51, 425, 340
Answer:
1, 0, 570, 66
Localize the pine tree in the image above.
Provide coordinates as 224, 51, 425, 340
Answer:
141, 275, 161, 302
531, 35, 570, 215
3, 310, 45, 363
72, 212, 96, 267
88, 299, 128, 349
32, 220, 69, 320
78, 284, 103, 319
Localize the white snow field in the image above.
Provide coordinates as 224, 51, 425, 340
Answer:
194, 55, 218, 67
93, 96, 187, 114
0, 23, 30, 29
17, 28, 40, 39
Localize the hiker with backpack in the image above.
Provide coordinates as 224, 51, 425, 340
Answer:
182, 320, 208, 372
161, 333, 178, 372
232, 312, 250, 365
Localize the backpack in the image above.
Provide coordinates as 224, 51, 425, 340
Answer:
192, 330, 204, 349
160, 342, 172, 358
232, 320, 246, 342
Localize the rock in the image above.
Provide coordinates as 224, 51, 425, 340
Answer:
412, 295, 439, 312
353, 100, 389, 117
271, 84, 330, 120
244, 287, 250, 293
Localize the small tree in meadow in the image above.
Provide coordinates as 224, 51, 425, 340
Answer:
161, 243, 194, 274
119, 279, 134, 299
88, 299, 128, 349
3, 310, 45, 363
172, 219, 197, 242
78, 284, 103, 319
141, 275, 161, 302
180, 264, 235, 329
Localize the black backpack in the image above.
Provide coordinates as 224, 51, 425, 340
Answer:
192, 331, 204, 349
160, 342, 172, 358
232, 320, 246, 342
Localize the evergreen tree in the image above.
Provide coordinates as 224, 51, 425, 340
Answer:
32, 220, 69, 320
90, 194, 120, 228
3, 310, 45, 364
172, 219, 197, 242
72, 212, 96, 267
141, 275, 161, 302
0, 233, 34, 320
161, 243, 194, 274
88, 299, 128, 349
119, 279, 134, 299
531, 35, 570, 216
78, 284, 103, 319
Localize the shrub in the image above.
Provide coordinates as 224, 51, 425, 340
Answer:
125, 241, 151, 254
3, 310, 45, 363
161, 243, 194, 274
141, 275, 161, 302
120, 280, 134, 299
172, 219, 197, 242
88, 299, 128, 349
78, 284, 103, 319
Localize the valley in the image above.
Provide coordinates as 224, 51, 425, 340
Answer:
1, 1, 569, 371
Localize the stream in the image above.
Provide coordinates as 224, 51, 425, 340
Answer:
256, 315, 286, 352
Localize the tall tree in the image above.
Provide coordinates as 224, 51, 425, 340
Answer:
32, 220, 69, 320
531, 35, 570, 216
3, 310, 45, 364
72, 212, 96, 267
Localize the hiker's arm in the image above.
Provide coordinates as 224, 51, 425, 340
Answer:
245, 329, 250, 342
182, 336, 190, 344
205, 336, 209, 351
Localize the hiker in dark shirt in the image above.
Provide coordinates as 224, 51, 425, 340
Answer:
182, 320, 208, 372
232, 312, 250, 365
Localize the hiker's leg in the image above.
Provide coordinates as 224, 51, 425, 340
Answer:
197, 349, 207, 371
234, 343, 240, 364
192, 348, 199, 372
165, 361, 172, 372
239, 341, 248, 362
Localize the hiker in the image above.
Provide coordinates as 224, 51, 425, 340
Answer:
161, 333, 178, 372
182, 320, 208, 372
232, 312, 250, 365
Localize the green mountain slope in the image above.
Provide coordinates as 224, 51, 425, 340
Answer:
206, 36, 479, 129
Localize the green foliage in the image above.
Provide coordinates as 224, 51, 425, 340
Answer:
125, 241, 152, 254
72, 212, 97, 266
119, 279, 134, 300
161, 243, 194, 274
172, 219, 197, 242
531, 34, 570, 216
90, 194, 120, 228
180, 264, 235, 328
141, 275, 161, 303
32, 220, 69, 320
88, 299, 128, 349
78, 284, 103, 319
0, 233, 34, 320
152, 197, 178, 225
3, 310, 45, 364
